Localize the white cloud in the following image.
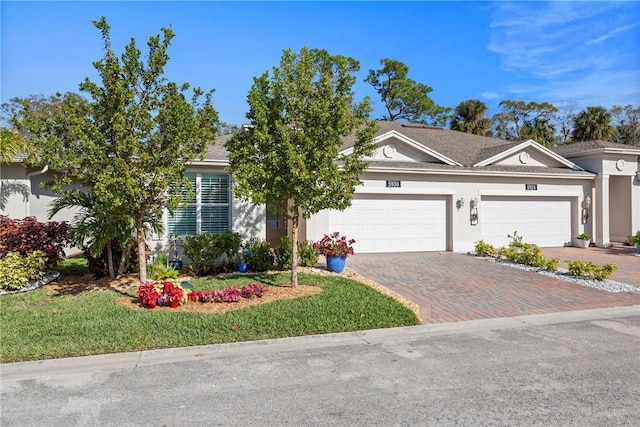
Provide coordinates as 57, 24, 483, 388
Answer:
486, 1, 639, 108
586, 23, 637, 46
480, 91, 502, 100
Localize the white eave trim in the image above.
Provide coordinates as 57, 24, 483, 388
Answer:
559, 147, 640, 158
340, 130, 463, 167
188, 160, 229, 167
473, 139, 584, 171
364, 164, 595, 180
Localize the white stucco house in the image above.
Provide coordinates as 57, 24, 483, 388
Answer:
2, 120, 639, 257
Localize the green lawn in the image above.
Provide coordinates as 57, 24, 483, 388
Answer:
0, 272, 419, 363
54, 256, 89, 276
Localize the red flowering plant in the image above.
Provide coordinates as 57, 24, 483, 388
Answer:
313, 232, 356, 258
137, 281, 186, 309
137, 283, 161, 309
187, 282, 268, 303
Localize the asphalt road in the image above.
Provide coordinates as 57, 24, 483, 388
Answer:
2, 306, 639, 426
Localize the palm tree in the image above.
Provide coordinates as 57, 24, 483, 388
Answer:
450, 99, 492, 136
572, 106, 613, 141
49, 191, 163, 279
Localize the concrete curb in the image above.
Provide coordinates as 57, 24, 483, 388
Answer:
2, 304, 639, 381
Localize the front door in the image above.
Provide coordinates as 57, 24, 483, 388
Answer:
266, 204, 287, 247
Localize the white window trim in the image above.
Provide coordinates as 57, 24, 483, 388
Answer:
166, 173, 231, 237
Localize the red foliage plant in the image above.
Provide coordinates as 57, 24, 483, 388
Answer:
187, 282, 268, 303
137, 281, 184, 309
0, 216, 69, 266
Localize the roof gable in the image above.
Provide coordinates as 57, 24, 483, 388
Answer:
341, 130, 462, 166
474, 140, 583, 170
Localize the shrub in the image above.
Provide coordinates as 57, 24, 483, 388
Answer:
151, 262, 180, 280
507, 231, 525, 250
274, 236, 293, 270
245, 238, 273, 272
545, 258, 560, 272
0, 216, 69, 266
298, 240, 319, 267
474, 240, 496, 257
273, 237, 319, 270
577, 233, 591, 240
0, 251, 47, 291
567, 260, 617, 281
495, 234, 556, 271
182, 231, 242, 275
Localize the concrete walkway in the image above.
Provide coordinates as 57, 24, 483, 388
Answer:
347, 249, 640, 324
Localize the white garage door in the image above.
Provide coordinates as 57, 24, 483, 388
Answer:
327, 194, 447, 253
481, 196, 572, 247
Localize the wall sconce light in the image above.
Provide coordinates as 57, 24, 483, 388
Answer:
582, 196, 591, 209
469, 197, 479, 226
456, 197, 465, 210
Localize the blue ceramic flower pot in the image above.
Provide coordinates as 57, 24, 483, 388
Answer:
326, 255, 346, 273
236, 262, 248, 273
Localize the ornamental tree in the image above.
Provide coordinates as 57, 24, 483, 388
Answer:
6, 17, 219, 282
225, 47, 377, 287
365, 58, 450, 126
492, 100, 558, 147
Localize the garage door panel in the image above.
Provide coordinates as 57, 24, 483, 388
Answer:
328, 194, 447, 253
481, 196, 572, 248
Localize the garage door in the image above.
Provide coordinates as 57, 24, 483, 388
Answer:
481, 196, 572, 247
327, 194, 447, 253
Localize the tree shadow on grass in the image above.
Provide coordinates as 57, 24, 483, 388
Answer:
46, 274, 138, 297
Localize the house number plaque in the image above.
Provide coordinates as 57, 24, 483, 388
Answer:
525, 184, 538, 190
386, 180, 401, 188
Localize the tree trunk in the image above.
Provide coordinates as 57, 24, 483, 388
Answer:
106, 240, 115, 279
136, 219, 147, 283
290, 211, 299, 288
117, 241, 133, 277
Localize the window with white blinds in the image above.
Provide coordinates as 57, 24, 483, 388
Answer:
167, 174, 230, 236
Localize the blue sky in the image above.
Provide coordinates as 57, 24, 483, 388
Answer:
2, 1, 638, 125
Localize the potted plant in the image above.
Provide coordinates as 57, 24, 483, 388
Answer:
232, 250, 249, 273
313, 232, 355, 273
632, 230, 640, 254
575, 232, 591, 249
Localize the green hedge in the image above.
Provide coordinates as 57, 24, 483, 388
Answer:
0, 251, 47, 291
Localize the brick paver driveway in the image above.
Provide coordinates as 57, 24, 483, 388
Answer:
347, 251, 640, 324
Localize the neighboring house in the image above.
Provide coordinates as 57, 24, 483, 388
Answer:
2, 121, 639, 258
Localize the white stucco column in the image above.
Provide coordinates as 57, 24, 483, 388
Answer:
595, 174, 610, 248
632, 174, 640, 235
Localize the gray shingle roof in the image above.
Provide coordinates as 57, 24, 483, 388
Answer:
202, 121, 599, 177
342, 121, 515, 167
552, 140, 640, 156
201, 134, 231, 162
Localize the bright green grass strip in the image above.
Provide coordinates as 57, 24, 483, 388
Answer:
55, 256, 89, 276
0, 273, 419, 363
